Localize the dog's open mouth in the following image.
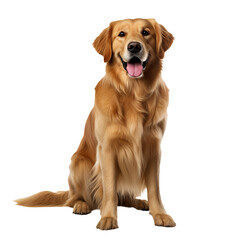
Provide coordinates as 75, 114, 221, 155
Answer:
119, 55, 149, 78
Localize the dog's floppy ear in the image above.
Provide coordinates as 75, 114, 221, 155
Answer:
93, 25, 112, 62
151, 20, 174, 59
159, 24, 174, 59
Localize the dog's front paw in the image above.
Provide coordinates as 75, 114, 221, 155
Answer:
96, 217, 118, 230
154, 213, 176, 227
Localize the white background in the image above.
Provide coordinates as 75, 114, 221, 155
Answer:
0, 0, 240, 239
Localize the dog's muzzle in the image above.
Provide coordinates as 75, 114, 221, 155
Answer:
119, 54, 149, 78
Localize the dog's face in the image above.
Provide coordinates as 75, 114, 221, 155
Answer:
112, 19, 153, 78
93, 18, 174, 79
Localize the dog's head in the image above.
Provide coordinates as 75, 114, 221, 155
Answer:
93, 18, 174, 79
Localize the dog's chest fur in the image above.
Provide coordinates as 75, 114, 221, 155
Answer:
122, 84, 168, 138
116, 86, 168, 195
94, 80, 169, 196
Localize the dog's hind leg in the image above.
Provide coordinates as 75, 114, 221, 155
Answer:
119, 195, 149, 211
66, 154, 95, 213
72, 200, 91, 215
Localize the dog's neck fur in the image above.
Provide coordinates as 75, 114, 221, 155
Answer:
105, 57, 163, 99
97, 57, 168, 131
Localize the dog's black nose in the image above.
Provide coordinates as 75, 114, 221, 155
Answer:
128, 42, 142, 54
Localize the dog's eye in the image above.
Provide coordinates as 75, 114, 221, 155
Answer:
142, 30, 150, 36
118, 31, 125, 37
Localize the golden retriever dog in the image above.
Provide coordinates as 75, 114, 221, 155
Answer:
16, 18, 175, 230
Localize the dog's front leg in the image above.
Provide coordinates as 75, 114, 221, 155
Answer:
145, 138, 176, 227
96, 144, 118, 230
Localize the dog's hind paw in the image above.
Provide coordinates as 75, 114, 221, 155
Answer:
73, 200, 91, 215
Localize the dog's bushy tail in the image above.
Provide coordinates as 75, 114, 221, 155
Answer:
15, 191, 69, 207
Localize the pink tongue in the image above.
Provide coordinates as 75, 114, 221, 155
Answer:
126, 63, 143, 77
